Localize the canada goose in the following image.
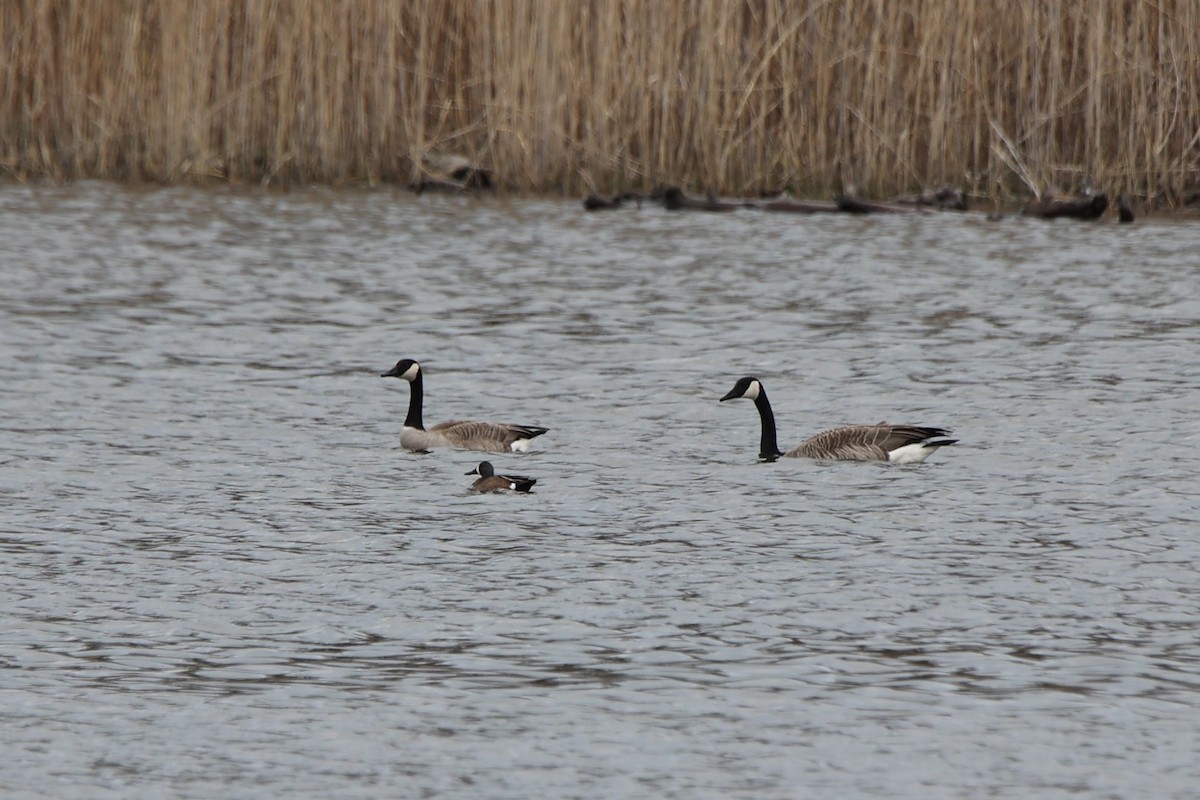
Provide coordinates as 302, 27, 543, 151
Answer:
381, 359, 549, 453
466, 461, 537, 493
720, 376, 956, 463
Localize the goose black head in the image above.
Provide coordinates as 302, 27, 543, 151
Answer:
720, 376, 762, 402
382, 358, 421, 380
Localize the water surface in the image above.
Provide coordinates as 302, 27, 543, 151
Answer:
2, 183, 1199, 799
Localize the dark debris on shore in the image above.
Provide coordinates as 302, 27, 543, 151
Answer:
580, 183, 1136, 223
402, 151, 1139, 224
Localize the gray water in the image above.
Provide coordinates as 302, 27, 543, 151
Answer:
2, 182, 1199, 799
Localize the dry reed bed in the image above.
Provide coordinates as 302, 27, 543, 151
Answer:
2, 1, 1198, 203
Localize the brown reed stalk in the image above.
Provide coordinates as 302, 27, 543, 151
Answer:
1, 0, 1197, 204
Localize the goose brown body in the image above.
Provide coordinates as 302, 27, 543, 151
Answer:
381, 359, 548, 453
786, 423, 955, 461
720, 376, 956, 463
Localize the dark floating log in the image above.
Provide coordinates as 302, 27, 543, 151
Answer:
579, 184, 1132, 223
583, 194, 622, 211
1021, 193, 1109, 220
656, 186, 741, 212
749, 197, 841, 213
412, 177, 479, 194
834, 194, 926, 214
582, 194, 615, 210
891, 186, 969, 210
583, 192, 644, 211
1116, 194, 1135, 223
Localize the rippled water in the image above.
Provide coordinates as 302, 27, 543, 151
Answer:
3, 182, 1199, 799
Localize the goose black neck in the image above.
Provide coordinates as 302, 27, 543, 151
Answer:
404, 370, 425, 430
754, 390, 784, 460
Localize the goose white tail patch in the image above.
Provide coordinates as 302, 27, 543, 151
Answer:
888, 442, 937, 464
510, 439, 531, 453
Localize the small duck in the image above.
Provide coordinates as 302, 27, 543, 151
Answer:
466, 461, 537, 493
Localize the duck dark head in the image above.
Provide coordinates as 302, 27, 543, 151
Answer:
720, 377, 762, 402
467, 462, 495, 477
382, 359, 421, 381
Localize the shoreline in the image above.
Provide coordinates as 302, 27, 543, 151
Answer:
7, 175, 1200, 219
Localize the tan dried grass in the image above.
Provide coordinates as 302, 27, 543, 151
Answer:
2, 1, 1197, 203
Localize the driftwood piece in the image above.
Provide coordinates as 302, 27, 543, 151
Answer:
583, 193, 643, 211
835, 194, 926, 214
1021, 193, 1109, 220
749, 197, 841, 213
657, 186, 741, 212
891, 187, 969, 210
412, 177, 477, 194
